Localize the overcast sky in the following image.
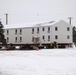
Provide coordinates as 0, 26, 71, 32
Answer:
0, 0, 76, 26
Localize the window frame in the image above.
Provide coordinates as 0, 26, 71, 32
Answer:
7, 30, 9, 35
15, 37, 17, 42
32, 28, 34, 34
55, 27, 58, 31
37, 28, 39, 33
42, 27, 45, 31
20, 29, 22, 34
55, 35, 58, 39
48, 35, 50, 41
67, 35, 70, 39
67, 27, 70, 31
42, 36, 45, 40
48, 27, 50, 33
20, 37, 22, 42
15, 29, 17, 35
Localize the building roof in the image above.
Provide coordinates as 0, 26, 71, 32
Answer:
4, 20, 70, 29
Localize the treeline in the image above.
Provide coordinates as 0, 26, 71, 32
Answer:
0, 21, 6, 45
73, 26, 76, 46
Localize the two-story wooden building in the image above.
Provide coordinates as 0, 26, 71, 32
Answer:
4, 20, 73, 48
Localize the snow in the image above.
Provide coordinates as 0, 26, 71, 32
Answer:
4, 20, 58, 29
0, 48, 76, 75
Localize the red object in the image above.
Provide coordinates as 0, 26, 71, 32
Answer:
36, 47, 39, 51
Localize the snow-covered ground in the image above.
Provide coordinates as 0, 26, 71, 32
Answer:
0, 48, 76, 75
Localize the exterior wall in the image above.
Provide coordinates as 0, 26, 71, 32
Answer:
4, 20, 73, 46
51, 21, 73, 44
31, 26, 52, 44
4, 28, 33, 44
20, 28, 31, 44
4, 26, 52, 45
4, 29, 16, 44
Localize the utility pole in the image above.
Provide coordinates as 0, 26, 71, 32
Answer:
68, 17, 73, 25
5, 13, 8, 25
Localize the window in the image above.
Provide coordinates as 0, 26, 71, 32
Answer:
55, 35, 58, 39
32, 37, 34, 42
48, 27, 50, 33
7, 30, 9, 35
20, 37, 22, 42
20, 29, 22, 34
42, 27, 45, 31
67, 35, 70, 39
32, 28, 34, 34
67, 27, 70, 31
37, 28, 39, 33
15, 37, 17, 42
7, 37, 9, 42
15, 29, 17, 35
48, 35, 50, 41
55, 27, 58, 31
42, 36, 45, 40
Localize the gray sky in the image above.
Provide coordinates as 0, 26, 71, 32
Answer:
0, 0, 76, 26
